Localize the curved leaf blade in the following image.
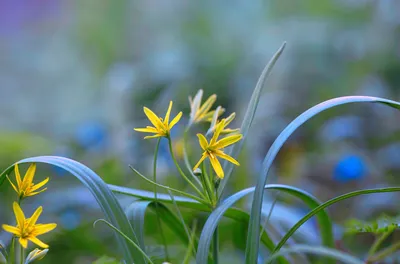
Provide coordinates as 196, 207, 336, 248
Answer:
267, 245, 364, 264
109, 184, 277, 255
274, 187, 400, 253
246, 96, 400, 263
218, 42, 286, 197
0, 156, 143, 264
196, 184, 332, 264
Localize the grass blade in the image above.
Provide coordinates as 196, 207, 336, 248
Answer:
274, 187, 400, 253
0, 156, 143, 264
94, 219, 154, 264
218, 42, 286, 197
267, 245, 364, 264
125, 199, 195, 255
196, 184, 332, 264
125, 201, 152, 251
246, 96, 400, 264
109, 184, 277, 254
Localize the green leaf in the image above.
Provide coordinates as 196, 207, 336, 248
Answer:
0, 156, 143, 264
246, 96, 400, 264
345, 214, 399, 235
125, 200, 192, 253
196, 184, 332, 264
267, 245, 364, 264
109, 184, 278, 255
273, 187, 400, 255
125, 201, 152, 251
94, 219, 154, 264
218, 42, 286, 197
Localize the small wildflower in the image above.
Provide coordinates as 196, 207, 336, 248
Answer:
189, 89, 224, 124
193, 120, 242, 179
2, 202, 57, 249
207, 111, 240, 136
25, 248, 48, 263
134, 101, 182, 139
7, 164, 49, 200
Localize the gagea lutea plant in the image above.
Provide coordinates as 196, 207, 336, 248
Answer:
2, 42, 400, 263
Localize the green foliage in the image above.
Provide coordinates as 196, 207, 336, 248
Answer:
345, 215, 399, 235
92, 256, 120, 264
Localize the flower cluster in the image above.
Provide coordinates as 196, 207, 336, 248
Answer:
134, 89, 242, 206
2, 163, 56, 263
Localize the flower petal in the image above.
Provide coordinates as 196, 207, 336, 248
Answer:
7, 175, 19, 194
210, 119, 225, 145
191, 89, 203, 118
164, 101, 173, 125
2, 224, 21, 236
19, 238, 28, 248
134, 127, 158, 133
144, 134, 163, 139
143, 107, 163, 129
13, 202, 26, 228
197, 94, 216, 120
209, 155, 224, 179
26, 188, 47, 197
196, 134, 208, 150
14, 164, 22, 188
28, 206, 43, 226
33, 223, 57, 236
22, 163, 36, 190
192, 153, 208, 171
223, 112, 236, 127
28, 237, 48, 249
214, 134, 242, 149
169, 112, 182, 130
214, 150, 240, 166
30, 178, 49, 192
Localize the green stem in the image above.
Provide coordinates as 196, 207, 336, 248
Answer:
9, 237, 15, 264
212, 226, 219, 264
153, 138, 169, 261
202, 162, 215, 206
200, 163, 213, 205
367, 230, 394, 258
183, 127, 202, 186
167, 136, 206, 200
129, 166, 208, 204
367, 240, 400, 263
19, 244, 24, 264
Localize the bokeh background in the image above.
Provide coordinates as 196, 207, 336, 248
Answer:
1, 0, 400, 263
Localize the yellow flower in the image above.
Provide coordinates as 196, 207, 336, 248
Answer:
193, 120, 242, 179
207, 111, 240, 136
134, 101, 182, 139
7, 164, 49, 200
189, 89, 224, 124
2, 202, 57, 249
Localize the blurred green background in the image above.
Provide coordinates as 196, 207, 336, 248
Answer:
1, 0, 400, 263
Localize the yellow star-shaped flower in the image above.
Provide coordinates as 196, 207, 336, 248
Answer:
134, 101, 182, 139
189, 89, 224, 124
2, 202, 57, 249
7, 163, 49, 200
193, 119, 242, 179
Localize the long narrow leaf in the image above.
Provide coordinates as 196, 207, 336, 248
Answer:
0, 156, 143, 264
94, 219, 154, 264
274, 187, 400, 253
267, 245, 364, 264
109, 184, 278, 254
218, 42, 286, 197
125, 201, 152, 251
196, 184, 331, 264
125, 200, 193, 252
246, 96, 400, 263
